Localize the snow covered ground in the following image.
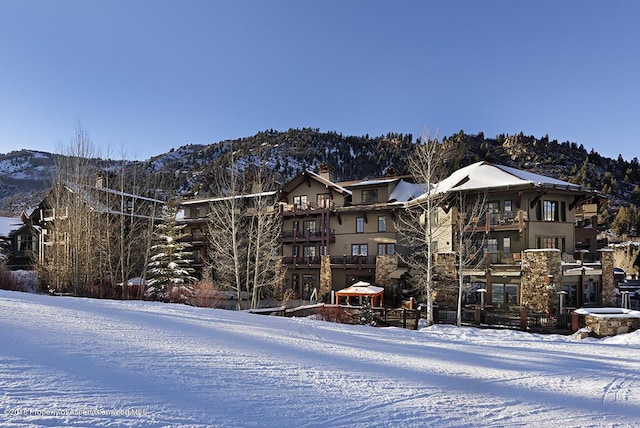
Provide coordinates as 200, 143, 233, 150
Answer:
1, 290, 639, 427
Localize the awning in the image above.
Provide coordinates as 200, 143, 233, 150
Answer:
389, 268, 409, 279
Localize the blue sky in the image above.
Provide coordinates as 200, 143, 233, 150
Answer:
1, 0, 638, 161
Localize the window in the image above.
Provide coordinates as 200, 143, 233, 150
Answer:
190, 206, 201, 218
303, 245, 316, 258
537, 236, 566, 252
504, 200, 513, 220
302, 275, 317, 300
352, 244, 368, 256
356, 217, 365, 233
503, 237, 511, 260
487, 202, 500, 225
317, 193, 330, 209
293, 195, 307, 210
504, 200, 512, 213
378, 243, 395, 255
303, 220, 316, 237
362, 189, 378, 203
491, 284, 519, 305
543, 200, 559, 221
487, 238, 498, 263
378, 215, 387, 232
18, 235, 33, 251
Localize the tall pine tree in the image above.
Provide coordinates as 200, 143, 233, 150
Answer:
147, 203, 196, 301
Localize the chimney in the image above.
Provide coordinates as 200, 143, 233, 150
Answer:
318, 163, 334, 182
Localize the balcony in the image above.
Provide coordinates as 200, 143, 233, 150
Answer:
281, 200, 335, 216
470, 210, 527, 233
282, 255, 322, 267
280, 229, 335, 243
282, 255, 376, 269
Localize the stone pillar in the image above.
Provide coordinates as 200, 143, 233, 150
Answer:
319, 255, 332, 299
375, 255, 398, 288
520, 249, 562, 313
599, 249, 616, 307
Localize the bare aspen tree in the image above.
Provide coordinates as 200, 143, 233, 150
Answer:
395, 129, 452, 325
42, 125, 103, 295
206, 145, 246, 309
453, 191, 487, 326
246, 156, 285, 309
206, 144, 284, 309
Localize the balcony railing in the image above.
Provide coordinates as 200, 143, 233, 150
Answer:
470, 210, 527, 233
282, 255, 376, 267
280, 229, 335, 243
281, 200, 335, 215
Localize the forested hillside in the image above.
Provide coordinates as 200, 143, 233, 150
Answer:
2, 128, 640, 232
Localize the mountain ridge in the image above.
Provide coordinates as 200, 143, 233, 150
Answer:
2, 129, 639, 225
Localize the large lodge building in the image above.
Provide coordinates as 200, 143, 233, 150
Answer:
180, 161, 609, 313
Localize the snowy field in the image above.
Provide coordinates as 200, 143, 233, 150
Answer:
1, 290, 640, 427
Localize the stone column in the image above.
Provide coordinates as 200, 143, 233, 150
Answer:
599, 249, 616, 307
375, 255, 398, 287
520, 249, 562, 313
319, 255, 332, 299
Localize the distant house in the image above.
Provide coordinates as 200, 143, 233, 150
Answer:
5, 212, 39, 270
0, 216, 23, 267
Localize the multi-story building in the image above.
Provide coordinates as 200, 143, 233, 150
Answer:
278, 165, 424, 303
425, 161, 609, 311
181, 161, 611, 312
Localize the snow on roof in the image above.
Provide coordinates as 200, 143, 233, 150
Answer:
347, 177, 399, 187
432, 161, 581, 195
305, 170, 352, 195
181, 190, 277, 205
0, 217, 22, 237
388, 180, 428, 202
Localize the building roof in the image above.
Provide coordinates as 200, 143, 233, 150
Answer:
433, 161, 583, 194
0, 217, 21, 237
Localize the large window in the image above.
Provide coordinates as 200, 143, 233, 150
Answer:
302, 274, 317, 300
378, 215, 387, 232
487, 202, 500, 225
356, 217, 365, 233
537, 236, 566, 252
543, 200, 559, 221
317, 193, 330, 209
491, 284, 519, 305
293, 195, 308, 210
378, 243, 395, 255
303, 220, 316, 237
362, 189, 378, 203
487, 238, 498, 263
351, 244, 368, 256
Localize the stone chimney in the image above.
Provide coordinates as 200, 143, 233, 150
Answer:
318, 163, 335, 182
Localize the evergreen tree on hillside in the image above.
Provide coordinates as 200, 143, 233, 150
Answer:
147, 203, 196, 301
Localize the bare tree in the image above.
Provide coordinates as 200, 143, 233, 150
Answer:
453, 191, 487, 326
245, 162, 285, 309
206, 145, 247, 308
205, 144, 284, 309
395, 129, 453, 325
40, 125, 104, 295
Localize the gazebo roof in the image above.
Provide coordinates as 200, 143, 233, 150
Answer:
335, 281, 384, 297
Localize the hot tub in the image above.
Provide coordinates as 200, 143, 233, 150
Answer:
573, 307, 640, 337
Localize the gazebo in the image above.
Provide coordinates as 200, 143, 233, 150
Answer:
335, 281, 384, 307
